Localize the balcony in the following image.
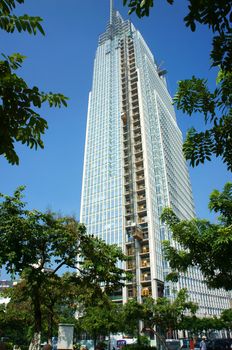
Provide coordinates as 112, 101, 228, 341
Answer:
131, 86, 138, 94
134, 149, 143, 158
126, 262, 135, 270
136, 171, 144, 178
143, 232, 149, 240
130, 70, 137, 78
134, 144, 142, 152
134, 141, 142, 149
137, 193, 146, 201
133, 118, 140, 128
137, 179, 145, 186
137, 184, 145, 193
134, 140, 142, 146
141, 273, 151, 282
132, 104, 139, 113
125, 219, 132, 227
128, 288, 136, 298
130, 68, 136, 75
130, 76, 137, 84
125, 204, 131, 212
136, 163, 144, 171
124, 152, 129, 160
135, 147, 142, 157
138, 209, 147, 218
132, 113, 140, 122
131, 95, 139, 106
141, 259, 150, 268
141, 287, 152, 297
125, 214, 133, 221
131, 82, 137, 91
122, 107, 127, 116
137, 205, 147, 213
136, 176, 145, 185
134, 129, 141, 139
138, 217, 147, 225
124, 170, 130, 176
132, 116, 140, 125
122, 92, 127, 100
127, 248, 135, 256
131, 99, 139, 107
140, 245, 149, 254
138, 210, 147, 221
122, 103, 127, 111
128, 52, 135, 59
135, 159, 144, 168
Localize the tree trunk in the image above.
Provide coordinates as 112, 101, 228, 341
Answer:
47, 305, 55, 345
29, 332, 41, 350
29, 290, 42, 350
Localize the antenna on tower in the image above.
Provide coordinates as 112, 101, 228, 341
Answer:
110, 0, 114, 24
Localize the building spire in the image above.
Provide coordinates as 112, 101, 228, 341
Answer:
110, 0, 114, 24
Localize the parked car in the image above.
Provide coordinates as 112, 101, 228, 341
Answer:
207, 338, 232, 350
165, 339, 181, 350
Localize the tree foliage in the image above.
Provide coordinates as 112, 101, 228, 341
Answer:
123, 0, 231, 72
116, 289, 197, 340
178, 314, 224, 335
0, 0, 68, 165
121, 298, 145, 338
0, 283, 32, 345
143, 289, 197, 336
0, 187, 127, 349
123, 0, 173, 18
161, 182, 232, 290
174, 69, 232, 170
123, 0, 232, 170
0, 0, 45, 34
220, 308, 232, 331
78, 296, 121, 348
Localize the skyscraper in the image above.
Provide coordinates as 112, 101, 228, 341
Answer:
80, 2, 231, 315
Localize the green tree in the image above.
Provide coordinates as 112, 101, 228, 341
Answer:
38, 273, 78, 345
0, 187, 127, 350
0, 0, 68, 165
1, 274, 81, 346
0, 285, 32, 346
123, 0, 232, 170
220, 308, 232, 332
78, 296, 121, 349
143, 289, 197, 338
179, 315, 224, 336
121, 298, 144, 341
161, 182, 232, 290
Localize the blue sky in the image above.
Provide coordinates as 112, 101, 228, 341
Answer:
0, 0, 231, 222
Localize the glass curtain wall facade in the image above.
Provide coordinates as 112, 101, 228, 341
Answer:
80, 8, 231, 315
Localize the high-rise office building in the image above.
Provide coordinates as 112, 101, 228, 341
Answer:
80, 2, 231, 315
